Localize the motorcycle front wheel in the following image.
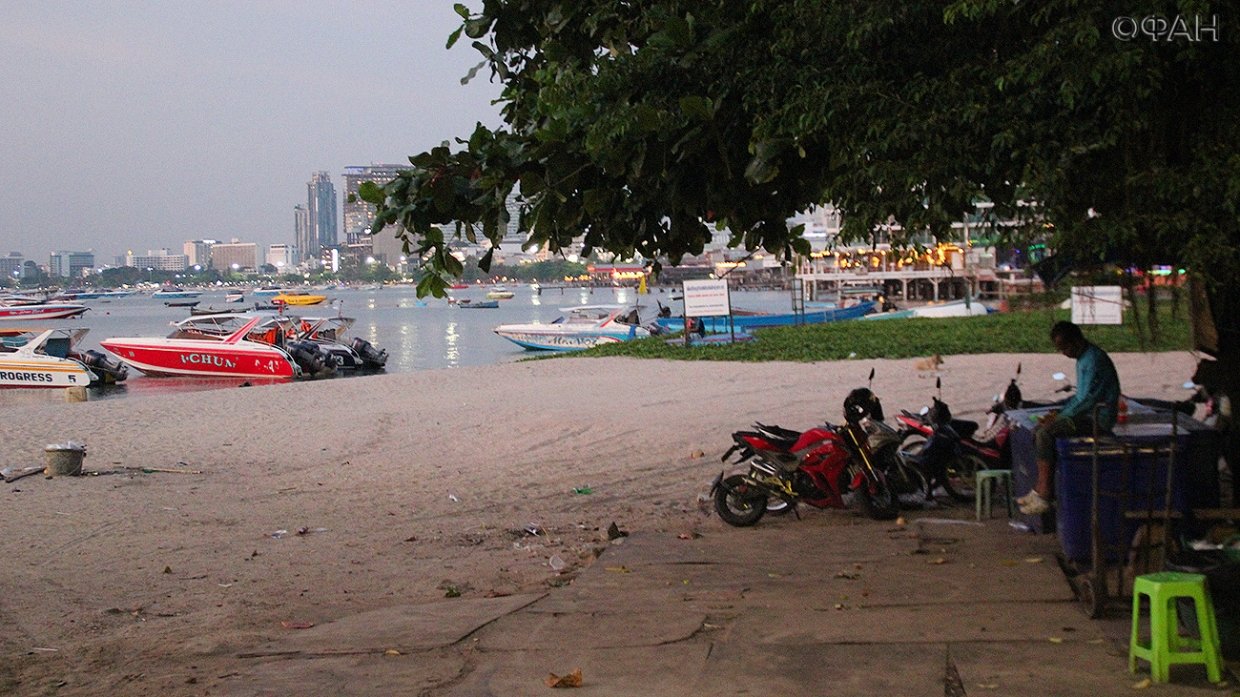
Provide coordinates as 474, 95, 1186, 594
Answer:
855, 473, 899, 521
714, 474, 768, 527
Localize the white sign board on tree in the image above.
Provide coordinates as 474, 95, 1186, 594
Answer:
682, 279, 731, 317
1071, 286, 1123, 325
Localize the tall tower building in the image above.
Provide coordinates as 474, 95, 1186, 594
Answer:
307, 171, 337, 257
342, 164, 411, 242
293, 204, 310, 265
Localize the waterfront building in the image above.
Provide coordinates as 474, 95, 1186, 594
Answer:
341, 164, 410, 244
266, 244, 294, 272
49, 250, 95, 279
307, 172, 337, 258
210, 240, 259, 272
183, 240, 217, 268
0, 252, 24, 281
127, 249, 189, 272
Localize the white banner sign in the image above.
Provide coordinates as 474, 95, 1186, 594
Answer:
682, 279, 731, 317
1071, 286, 1123, 325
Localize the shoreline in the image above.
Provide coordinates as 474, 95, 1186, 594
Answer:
0, 351, 1202, 694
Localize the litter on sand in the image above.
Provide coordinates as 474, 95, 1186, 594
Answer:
545, 668, 583, 688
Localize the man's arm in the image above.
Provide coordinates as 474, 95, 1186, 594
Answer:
1057, 350, 1095, 420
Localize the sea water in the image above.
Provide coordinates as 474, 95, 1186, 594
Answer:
1, 285, 801, 402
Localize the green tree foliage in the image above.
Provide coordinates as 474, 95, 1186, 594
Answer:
365, 2, 1237, 334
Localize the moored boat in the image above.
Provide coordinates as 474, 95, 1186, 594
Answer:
151, 286, 202, 299
0, 301, 89, 320
225, 290, 245, 303
654, 300, 876, 333
485, 286, 515, 300
0, 328, 113, 387
455, 299, 499, 309
100, 315, 301, 379
494, 305, 654, 351
272, 290, 327, 306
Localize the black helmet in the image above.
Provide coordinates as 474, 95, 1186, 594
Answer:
843, 387, 884, 423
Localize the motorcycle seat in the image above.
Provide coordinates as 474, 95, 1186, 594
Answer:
753, 422, 801, 448
951, 419, 980, 439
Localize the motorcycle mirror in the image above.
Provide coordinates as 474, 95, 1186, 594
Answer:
1183, 381, 1196, 390
1016, 362, 1022, 376
1052, 372, 1066, 381
868, 367, 875, 386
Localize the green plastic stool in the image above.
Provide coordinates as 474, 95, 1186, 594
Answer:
974, 469, 1013, 521
1129, 572, 1224, 683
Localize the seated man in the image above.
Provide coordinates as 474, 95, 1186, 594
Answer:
1018, 321, 1121, 515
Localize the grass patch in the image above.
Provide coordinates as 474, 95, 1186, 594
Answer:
572, 305, 1192, 362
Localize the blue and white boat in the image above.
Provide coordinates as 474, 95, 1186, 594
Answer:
494, 305, 652, 351
252, 285, 288, 298
654, 300, 876, 333
151, 286, 202, 300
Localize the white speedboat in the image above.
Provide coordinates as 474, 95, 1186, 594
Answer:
0, 328, 100, 387
0, 299, 89, 320
151, 286, 202, 299
494, 305, 652, 351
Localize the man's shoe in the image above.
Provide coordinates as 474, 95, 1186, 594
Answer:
1016, 490, 1037, 506
1018, 490, 1050, 515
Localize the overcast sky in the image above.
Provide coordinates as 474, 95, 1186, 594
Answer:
0, 1, 502, 262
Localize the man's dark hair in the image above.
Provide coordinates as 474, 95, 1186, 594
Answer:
1050, 320, 1085, 343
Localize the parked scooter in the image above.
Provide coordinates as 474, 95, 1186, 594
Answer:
896, 378, 1000, 502
712, 390, 899, 526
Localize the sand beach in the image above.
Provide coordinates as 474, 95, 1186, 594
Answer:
0, 351, 1204, 694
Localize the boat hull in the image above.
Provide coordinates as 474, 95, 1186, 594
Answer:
654, 301, 875, 332
494, 327, 645, 351
0, 304, 89, 320
0, 356, 95, 388
152, 291, 202, 299
100, 339, 298, 379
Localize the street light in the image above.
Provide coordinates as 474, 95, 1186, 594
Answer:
146, 267, 153, 283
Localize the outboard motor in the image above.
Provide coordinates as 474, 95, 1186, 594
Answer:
79, 349, 129, 383
287, 340, 334, 378
350, 337, 388, 369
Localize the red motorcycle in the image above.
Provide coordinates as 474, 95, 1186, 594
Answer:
711, 392, 898, 526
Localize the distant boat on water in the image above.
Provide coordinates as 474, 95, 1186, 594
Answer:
152, 287, 202, 299
862, 299, 992, 320
654, 301, 876, 333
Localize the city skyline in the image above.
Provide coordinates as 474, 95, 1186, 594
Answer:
1, 3, 503, 260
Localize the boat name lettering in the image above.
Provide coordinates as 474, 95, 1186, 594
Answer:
0, 370, 55, 382
180, 354, 237, 368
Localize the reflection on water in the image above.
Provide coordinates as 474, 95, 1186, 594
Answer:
444, 321, 459, 366
0, 285, 799, 403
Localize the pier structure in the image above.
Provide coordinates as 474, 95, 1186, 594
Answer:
795, 243, 1041, 302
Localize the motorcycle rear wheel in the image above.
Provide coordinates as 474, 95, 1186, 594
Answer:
940, 453, 985, 503
714, 474, 768, 527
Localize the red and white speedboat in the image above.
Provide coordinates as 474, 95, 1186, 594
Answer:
0, 301, 89, 320
100, 316, 300, 379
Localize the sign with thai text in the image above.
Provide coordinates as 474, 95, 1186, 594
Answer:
682, 279, 731, 317
1071, 286, 1123, 325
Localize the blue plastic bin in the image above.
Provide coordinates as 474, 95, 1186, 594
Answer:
1054, 435, 1189, 564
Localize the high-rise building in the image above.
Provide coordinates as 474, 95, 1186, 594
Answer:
49, 251, 95, 279
127, 249, 189, 272
293, 204, 310, 266
342, 164, 410, 242
0, 252, 24, 281
307, 171, 337, 258
210, 240, 259, 272
266, 244, 294, 272
183, 240, 217, 268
